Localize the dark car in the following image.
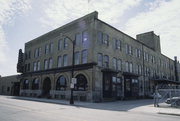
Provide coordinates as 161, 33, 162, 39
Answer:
165, 97, 180, 106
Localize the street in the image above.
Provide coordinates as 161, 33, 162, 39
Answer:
0, 96, 179, 121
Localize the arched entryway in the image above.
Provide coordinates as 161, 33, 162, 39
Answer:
42, 77, 51, 97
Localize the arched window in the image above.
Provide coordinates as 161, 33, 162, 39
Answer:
56, 76, 66, 90
75, 74, 88, 91
32, 78, 39, 90
23, 79, 29, 89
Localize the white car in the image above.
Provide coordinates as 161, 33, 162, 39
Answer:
165, 97, 180, 106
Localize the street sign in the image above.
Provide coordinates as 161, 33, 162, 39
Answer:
71, 78, 77, 84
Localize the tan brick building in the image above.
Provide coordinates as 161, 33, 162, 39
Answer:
17, 11, 180, 102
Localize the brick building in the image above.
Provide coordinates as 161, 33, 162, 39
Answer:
17, 11, 180, 102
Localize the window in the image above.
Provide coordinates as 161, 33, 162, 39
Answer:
115, 39, 121, 50
74, 74, 88, 91
50, 43, 53, 53
125, 44, 129, 54
97, 53, 103, 66
38, 47, 42, 56
129, 63, 133, 73
138, 65, 142, 75
117, 59, 122, 71
103, 33, 109, 45
82, 31, 88, 47
125, 61, 129, 72
113, 58, 117, 70
74, 51, 80, 65
129, 45, 133, 55
138, 49, 141, 58
82, 50, 87, 64
58, 39, 63, 50
104, 55, 109, 68
45, 44, 49, 54
32, 78, 39, 90
64, 38, 68, 49
44, 59, 48, 70
56, 76, 67, 90
49, 58, 53, 69
23, 79, 29, 89
75, 33, 81, 46
33, 62, 37, 71
57, 56, 62, 67
37, 61, 40, 71
34, 48, 38, 58
63, 54, 68, 66
98, 31, 103, 44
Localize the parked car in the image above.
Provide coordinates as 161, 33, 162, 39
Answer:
165, 97, 180, 106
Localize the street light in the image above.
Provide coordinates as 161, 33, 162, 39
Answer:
61, 34, 75, 105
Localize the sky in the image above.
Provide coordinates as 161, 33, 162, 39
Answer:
0, 0, 180, 76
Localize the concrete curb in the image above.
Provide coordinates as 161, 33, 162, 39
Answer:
158, 112, 180, 116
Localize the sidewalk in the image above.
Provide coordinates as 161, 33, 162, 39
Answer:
9, 96, 180, 116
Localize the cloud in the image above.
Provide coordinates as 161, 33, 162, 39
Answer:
124, 0, 180, 59
0, 0, 31, 75
40, 0, 142, 28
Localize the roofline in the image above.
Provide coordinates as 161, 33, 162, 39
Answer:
25, 11, 98, 46
95, 18, 175, 61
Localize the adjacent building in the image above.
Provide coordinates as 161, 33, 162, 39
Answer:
17, 11, 180, 102
0, 75, 20, 96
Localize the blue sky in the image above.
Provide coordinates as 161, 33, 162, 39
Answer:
0, 0, 180, 76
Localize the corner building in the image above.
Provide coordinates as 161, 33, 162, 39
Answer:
17, 11, 180, 102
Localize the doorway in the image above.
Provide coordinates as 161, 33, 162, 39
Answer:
42, 77, 51, 97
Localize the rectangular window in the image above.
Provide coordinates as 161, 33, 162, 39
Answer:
33, 62, 37, 71
103, 33, 109, 46
74, 51, 80, 65
82, 50, 87, 64
50, 43, 53, 53
125, 44, 128, 54
37, 61, 40, 71
57, 56, 62, 68
75, 33, 81, 46
115, 39, 121, 50
64, 38, 68, 49
97, 53, 103, 66
38, 47, 42, 56
113, 58, 117, 70
63, 54, 68, 66
98, 31, 103, 44
104, 55, 109, 68
44, 59, 48, 70
129, 63, 133, 73
138, 49, 141, 58
49, 58, 53, 69
45, 44, 49, 54
58, 39, 63, 50
34, 48, 38, 58
125, 61, 129, 72
129, 46, 133, 55
117, 59, 122, 71
82, 31, 88, 48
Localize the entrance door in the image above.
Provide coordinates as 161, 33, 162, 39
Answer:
103, 72, 112, 98
42, 77, 51, 96
125, 78, 131, 97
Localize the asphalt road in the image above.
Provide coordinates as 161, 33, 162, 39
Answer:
0, 96, 179, 121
